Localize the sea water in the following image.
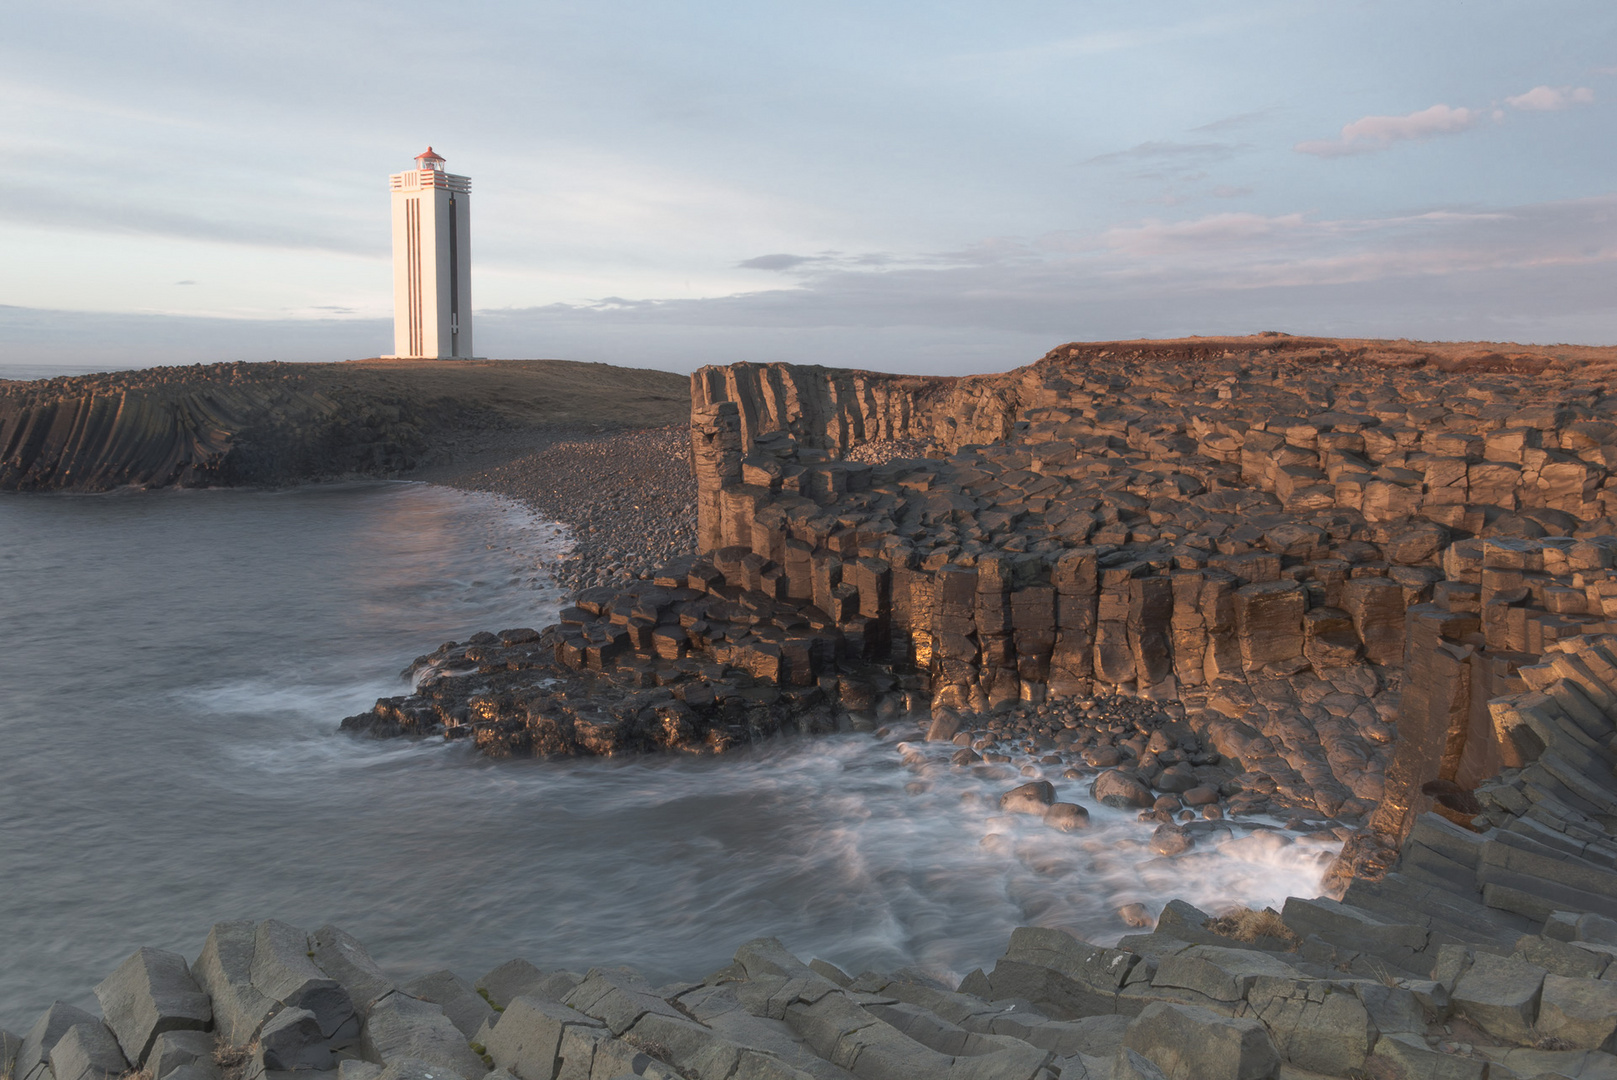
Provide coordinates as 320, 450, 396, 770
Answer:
0, 483, 1336, 1030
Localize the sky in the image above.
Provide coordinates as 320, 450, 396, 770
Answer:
1, 1, 1614, 377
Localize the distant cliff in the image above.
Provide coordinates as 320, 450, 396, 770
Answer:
687, 335, 1568, 460
0, 358, 690, 492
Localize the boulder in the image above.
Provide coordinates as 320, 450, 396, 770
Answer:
257, 1007, 331, 1072
967, 926, 1139, 1020
17, 1003, 100, 1080
362, 993, 486, 1080
192, 921, 276, 1046
1577, 912, 1617, 945
1092, 770, 1154, 809
93, 947, 212, 1065
310, 924, 398, 1016
1155, 764, 1198, 794
1121, 1001, 1281, 1080
1534, 973, 1617, 1051
250, 919, 358, 1040
1513, 935, 1609, 979
785, 990, 957, 1076
563, 1029, 681, 1080
926, 709, 962, 742
1045, 803, 1091, 831
562, 968, 690, 1037
402, 971, 495, 1040
1245, 977, 1373, 1075
1150, 824, 1194, 856
1365, 1031, 1486, 1080
1000, 781, 1056, 814
483, 996, 605, 1080
47, 1023, 128, 1080
476, 959, 548, 1010
1451, 951, 1547, 1043
145, 1030, 221, 1080
1152, 946, 1297, 1004
1156, 899, 1213, 937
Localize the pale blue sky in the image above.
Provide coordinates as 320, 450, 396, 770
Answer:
1, 1, 1613, 376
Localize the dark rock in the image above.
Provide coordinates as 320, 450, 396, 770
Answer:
1000, 780, 1056, 814
1092, 770, 1154, 809
93, 947, 211, 1065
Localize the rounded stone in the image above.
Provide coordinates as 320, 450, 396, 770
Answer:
1083, 746, 1122, 767
1044, 802, 1091, 831
1119, 903, 1154, 928
1183, 785, 1221, 806
1092, 769, 1154, 809
1150, 822, 1195, 856
1000, 780, 1056, 814
1155, 764, 1199, 793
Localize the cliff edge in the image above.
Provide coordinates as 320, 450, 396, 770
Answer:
0, 357, 690, 492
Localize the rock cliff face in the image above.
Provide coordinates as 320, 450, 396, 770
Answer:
688, 360, 1010, 455
0, 363, 433, 490
686, 336, 1565, 461
688, 337, 1617, 855
0, 358, 691, 492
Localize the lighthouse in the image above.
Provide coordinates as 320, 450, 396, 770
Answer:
387, 148, 474, 359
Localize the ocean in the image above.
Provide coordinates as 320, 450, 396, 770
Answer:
0, 481, 1336, 1031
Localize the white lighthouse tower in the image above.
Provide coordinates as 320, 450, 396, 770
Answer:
387, 148, 474, 359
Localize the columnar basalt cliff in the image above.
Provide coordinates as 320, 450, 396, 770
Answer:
0, 359, 689, 491
685, 339, 1617, 854
0, 363, 479, 490
351, 338, 1617, 858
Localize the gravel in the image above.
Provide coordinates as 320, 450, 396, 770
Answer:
436, 424, 697, 596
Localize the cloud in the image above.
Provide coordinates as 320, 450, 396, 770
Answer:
1100, 211, 1310, 258
1295, 104, 1478, 157
0, 182, 382, 256
738, 253, 821, 271
1506, 85, 1595, 111
1082, 141, 1241, 166
175, 280, 196, 286
385, 193, 1617, 369
1212, 185, 1253, 199
1188, 109, 1276, 133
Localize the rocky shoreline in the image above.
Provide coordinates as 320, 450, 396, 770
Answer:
13, 338, 1617, 1079
324, 336, 1617, 1076
422, 424, 698, 595
10, 807, 1617, 1080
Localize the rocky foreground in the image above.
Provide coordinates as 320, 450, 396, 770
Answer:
9, 810, 1617, 1080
